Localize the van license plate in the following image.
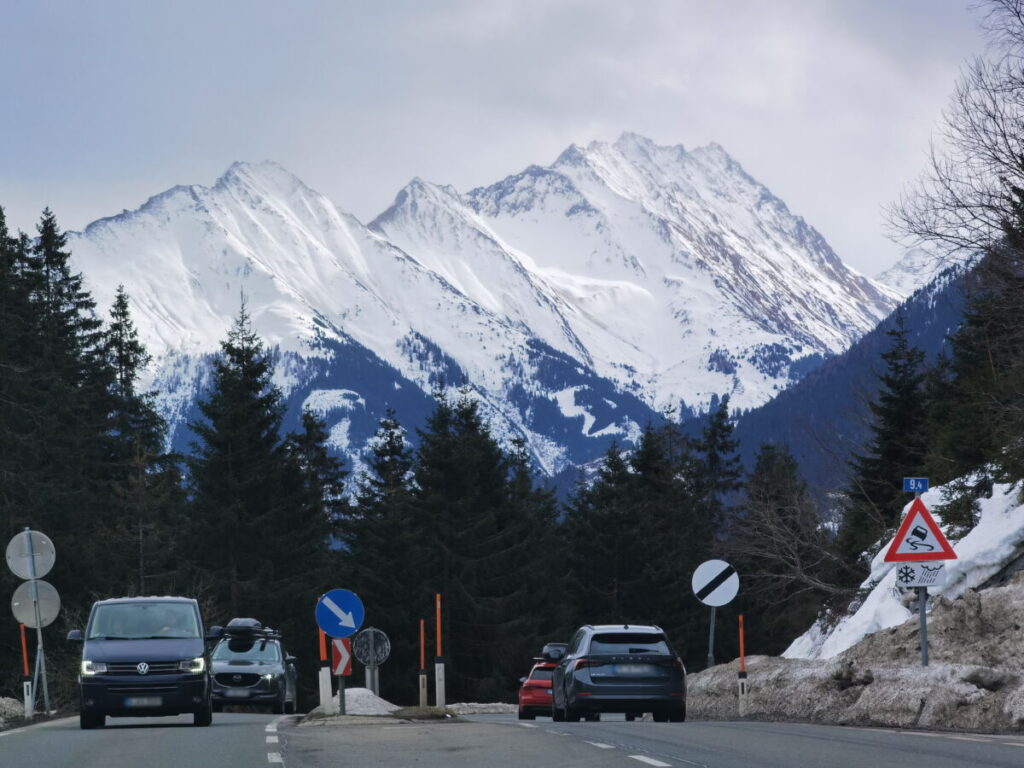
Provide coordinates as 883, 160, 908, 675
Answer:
125, 696, 162, 708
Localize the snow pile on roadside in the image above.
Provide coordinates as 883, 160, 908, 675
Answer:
445, 702, 517, 715
786, 482, 1024, 660
334, 687, 400, 716
690, 653, 1024, 731
0, 697, 21, 721
691, 570, 1024, 731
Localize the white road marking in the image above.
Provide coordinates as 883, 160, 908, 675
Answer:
0, 717, 77, 738
266, 735, 279, 743
1002, 742, 1024, 747
545, 729, 570, 736
629, 757, 671, 767
585, 741, 615, 749
268, 753, 284, 764
949, 736, 989, 743
517, 723, 538, 728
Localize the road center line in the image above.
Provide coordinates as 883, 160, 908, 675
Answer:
517, 723, 538, 728
585, 741, 615, 749
1002, 742, 1024, 747
266, 735, 279, 743
629, 757, 672, 767
949, 735, 989, 743
267, 753, 283, 764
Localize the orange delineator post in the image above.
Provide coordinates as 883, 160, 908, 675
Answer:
319, 629, 328, 663
20, 623, 30, 678
738, 614, 746, 673
435, 593, 442, 658
419, 619, 426, 670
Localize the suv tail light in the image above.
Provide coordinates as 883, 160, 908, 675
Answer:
657, 657, 685, 670
573, 658, 598, 670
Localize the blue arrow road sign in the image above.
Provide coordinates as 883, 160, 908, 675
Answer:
315, 589, 365, 638
903, 477, 929, 493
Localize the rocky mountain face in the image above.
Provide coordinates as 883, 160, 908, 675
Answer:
66, 134, 899, 476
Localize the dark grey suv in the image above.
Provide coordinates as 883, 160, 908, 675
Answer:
551, 624, 686, 722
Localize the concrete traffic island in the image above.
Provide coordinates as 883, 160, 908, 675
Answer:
302, 687, 516, 725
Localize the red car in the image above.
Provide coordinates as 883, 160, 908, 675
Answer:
518, 659, 556, 720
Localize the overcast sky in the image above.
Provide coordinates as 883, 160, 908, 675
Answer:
0, 1, 985, 274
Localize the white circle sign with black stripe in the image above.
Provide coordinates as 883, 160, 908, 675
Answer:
691, 559, 739, 607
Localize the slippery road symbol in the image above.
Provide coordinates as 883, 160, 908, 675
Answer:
904, 525, 935, 551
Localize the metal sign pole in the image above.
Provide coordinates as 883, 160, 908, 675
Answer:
913, 490, 929, 668
25, 529, 50, 713
918, 587, 929, 667
706, 606, 717, 669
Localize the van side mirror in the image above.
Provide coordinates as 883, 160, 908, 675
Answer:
286, 655, 297, 665
519, 676, 526, 684
67, 629, 83, 642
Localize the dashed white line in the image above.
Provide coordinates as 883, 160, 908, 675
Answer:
266, 735, 279, 743
267, 753, 283, 764
545, 729, 570, 736
585, 741, 615, 749
949, 736, 989, 743
629, 757, 671, 767
517, 722, 538, 728
1002, 742, 1024, 748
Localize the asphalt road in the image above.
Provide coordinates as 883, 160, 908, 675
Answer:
283, 713, 1024, 768
6, 711, 1024, 768
0, 711, 290, 768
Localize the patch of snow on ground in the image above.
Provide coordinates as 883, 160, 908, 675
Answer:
785, 482, 1024, 660
445, 702, 517, 715
335, 687, 400, 715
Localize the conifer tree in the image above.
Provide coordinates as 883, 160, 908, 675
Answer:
411, 392, 541, 701
343, 410, 423, 702
185, 303, 292, 619
693, 395, 742, 533
837, 315, 927, 570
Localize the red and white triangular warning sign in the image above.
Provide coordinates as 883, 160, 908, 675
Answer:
883, 497, 957, 562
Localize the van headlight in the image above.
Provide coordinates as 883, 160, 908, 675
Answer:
81, 660, 107, 676
179, 657, 205, 674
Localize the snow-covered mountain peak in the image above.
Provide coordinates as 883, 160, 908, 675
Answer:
875, 247, 966, 299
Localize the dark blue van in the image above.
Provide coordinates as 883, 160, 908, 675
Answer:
67, 596, 222, 729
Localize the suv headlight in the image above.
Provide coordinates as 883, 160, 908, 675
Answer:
261, 672, 281, 681
179, 657, 205, 674
81, 660, 107, 676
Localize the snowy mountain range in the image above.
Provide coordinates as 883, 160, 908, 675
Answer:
67, 133, 903, 476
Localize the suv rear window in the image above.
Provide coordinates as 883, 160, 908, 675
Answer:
529, 668, 553, 681
589, 633, 670, 654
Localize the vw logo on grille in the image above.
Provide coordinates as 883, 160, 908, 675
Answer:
136, 662, 149, 675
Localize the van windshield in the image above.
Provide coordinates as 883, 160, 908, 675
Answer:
87, 602, 200, 640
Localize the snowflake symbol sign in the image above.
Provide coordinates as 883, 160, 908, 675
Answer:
897, 565, 916, 584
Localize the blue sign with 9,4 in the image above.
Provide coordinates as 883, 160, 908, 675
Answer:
903, 477, 929, 493
315, 589, 365, 638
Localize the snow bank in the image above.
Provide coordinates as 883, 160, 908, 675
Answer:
324, 687, 400, 716
0, 697, 21, 720
690, 653, 1024, 731
786, 482, 1024, 660
445, 702, 517, 715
